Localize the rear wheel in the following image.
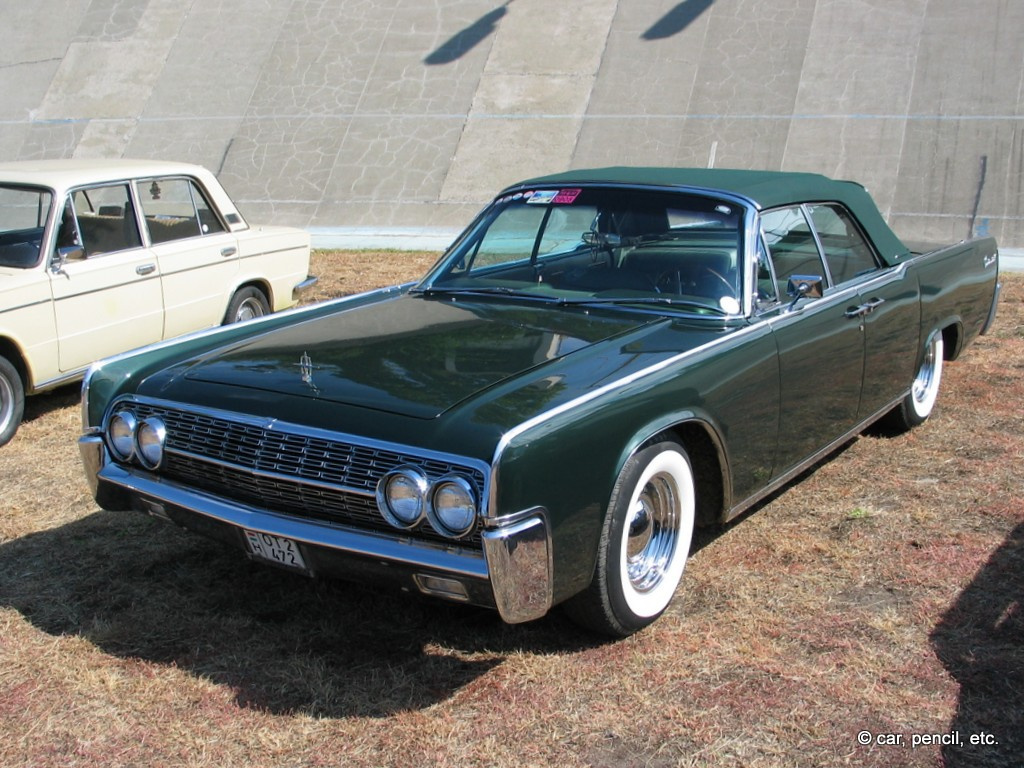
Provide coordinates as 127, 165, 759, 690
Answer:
564, 439, 696, 637
883, 332, 944, 433
224, 286, 270, 324
0, 355, 25, 447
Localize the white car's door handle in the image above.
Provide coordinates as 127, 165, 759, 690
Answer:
136, 264, 156, 276
221, 247, 238, 257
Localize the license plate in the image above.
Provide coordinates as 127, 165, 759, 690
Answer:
243, 529, 309, 572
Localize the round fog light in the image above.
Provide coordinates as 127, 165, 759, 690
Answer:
428, 475, 478, 538
376, 467, 429, 529
134, 417, 166, 469
108, 410, 137, 461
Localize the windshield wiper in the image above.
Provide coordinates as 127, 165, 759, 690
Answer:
413, 286, 558, 302
556, 295, 729, 315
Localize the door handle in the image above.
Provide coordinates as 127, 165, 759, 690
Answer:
845, 298, 885, 318
221, 246, 238, 257
136, 264, 156, 276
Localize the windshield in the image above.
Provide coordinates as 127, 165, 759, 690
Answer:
0, 185, 53, 269
420, 186, 745, 315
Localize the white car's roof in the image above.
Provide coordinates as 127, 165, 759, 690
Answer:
0, 158, 212, 190
0, 158, 248, 230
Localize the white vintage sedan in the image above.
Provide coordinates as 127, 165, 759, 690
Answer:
0, 158, 314, 446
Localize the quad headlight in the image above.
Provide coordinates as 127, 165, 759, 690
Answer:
107, 410, 138, 461
105, 409, 166, 469
134, 417, 166, 469
376, 468, 478, 539
376, 466, 429, 529
427, 474, 478, 538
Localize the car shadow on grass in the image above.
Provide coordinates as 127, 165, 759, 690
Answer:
930, 521, 1024, 766
20, 382, 80, 426
0, 509, 602, 718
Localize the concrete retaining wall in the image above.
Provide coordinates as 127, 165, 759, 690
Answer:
2, 0, 1021, 247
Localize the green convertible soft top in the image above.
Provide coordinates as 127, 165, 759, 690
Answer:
511, 167, 910, 264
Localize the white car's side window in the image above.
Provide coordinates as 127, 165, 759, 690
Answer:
136, 177, 226, 245
67, 184, 142, 257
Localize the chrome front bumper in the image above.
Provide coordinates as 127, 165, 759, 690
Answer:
79, 434, 553, 624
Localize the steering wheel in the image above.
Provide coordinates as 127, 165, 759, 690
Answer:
702, 266, 734, 294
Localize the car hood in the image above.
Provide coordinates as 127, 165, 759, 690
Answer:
177, 295, 658, 419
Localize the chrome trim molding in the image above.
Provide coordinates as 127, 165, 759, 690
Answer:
488, 318, 768, 515
482, 509, 552, 624
97, 461, 490, 580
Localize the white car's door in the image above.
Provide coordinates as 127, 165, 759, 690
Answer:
135, 177, 239, 337
49, 183, 164, 372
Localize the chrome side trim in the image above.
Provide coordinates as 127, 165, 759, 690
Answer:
0, 296, 52, 316
488, 318, 769, 516
482, 509, 552, 624
96, 461, 490, 580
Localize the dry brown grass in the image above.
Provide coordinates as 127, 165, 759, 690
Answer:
1, 251, 1021, 767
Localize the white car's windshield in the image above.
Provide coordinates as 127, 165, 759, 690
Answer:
0, 185, 53, 269
421, 186, 745, 315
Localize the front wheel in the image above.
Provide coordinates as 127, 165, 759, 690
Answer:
564, 439, 696, 637
0, 355, 26, 448
224, 286, 270, 324
882, 332, 945, 433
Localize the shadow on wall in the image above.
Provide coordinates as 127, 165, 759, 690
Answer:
642, 0, 715, 40
424, 2, 513, 66
424, 0, 715, 66
931, 522, 1024, 765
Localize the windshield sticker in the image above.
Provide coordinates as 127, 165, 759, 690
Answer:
526, 190, 557, 205
553, 188, 582, 204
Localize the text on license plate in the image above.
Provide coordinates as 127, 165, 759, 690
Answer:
244, 529, 308, 571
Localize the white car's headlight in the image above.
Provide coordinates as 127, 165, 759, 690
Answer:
428, 474, 478, 538
107, 410, 137, 461
376, 467, 429, 529
134, 417, 166, 469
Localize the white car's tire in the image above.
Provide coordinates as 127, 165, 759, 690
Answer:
0, 355, 25, 447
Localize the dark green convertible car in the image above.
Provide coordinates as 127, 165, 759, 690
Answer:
79, 168, 1000, 636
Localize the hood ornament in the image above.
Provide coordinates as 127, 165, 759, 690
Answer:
296, 351, 321, 396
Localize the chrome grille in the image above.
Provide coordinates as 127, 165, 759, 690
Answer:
127, 401, 486, 544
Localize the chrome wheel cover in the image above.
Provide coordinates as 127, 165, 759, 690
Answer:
235, 297, 266, 322
625, 472, 680, 593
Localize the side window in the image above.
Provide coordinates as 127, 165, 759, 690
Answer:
760, 206, 826, 297
70, 184, 142, 256
754, 237, 778, 304
136, 178, 225, 245
807, 204, 878, 284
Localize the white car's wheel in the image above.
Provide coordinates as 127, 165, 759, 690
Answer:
565, 439, 696, 636
224, 287, 270, 324
0, 355, 25, 447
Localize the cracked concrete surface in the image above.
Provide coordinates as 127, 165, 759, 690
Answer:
1, 0, 1022, 247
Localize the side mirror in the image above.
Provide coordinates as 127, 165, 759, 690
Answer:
50, 245, 84, 275
786, 274, 824, 310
